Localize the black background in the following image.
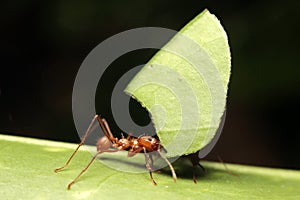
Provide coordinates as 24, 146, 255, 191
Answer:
1, 0, 299, 169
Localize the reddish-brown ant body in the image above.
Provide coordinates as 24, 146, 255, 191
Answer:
54, 115, 177, 189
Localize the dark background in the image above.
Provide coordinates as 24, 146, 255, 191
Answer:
1, 0, 299, 169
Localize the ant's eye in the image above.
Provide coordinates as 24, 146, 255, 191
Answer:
147, 137, 152, 141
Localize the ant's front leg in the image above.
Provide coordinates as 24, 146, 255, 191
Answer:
127, 146, 157, 185
157, 145, 177, 182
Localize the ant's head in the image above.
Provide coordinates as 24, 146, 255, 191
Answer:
138, 136, 160, 151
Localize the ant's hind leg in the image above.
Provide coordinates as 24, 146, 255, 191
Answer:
54, 115, 99, 173
67, 151, 101, 189
96, 116, 116, 143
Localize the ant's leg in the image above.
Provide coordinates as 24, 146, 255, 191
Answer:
67, 148, 117, 190
217, 155, 238, 177
67, 151, 100, 189
127, 146, 143, 157
143, 147, 157, 186
187, 152, 202, 183
192, 163, 206, 183
54, 115, 99, 172
157, 147, 177, 182
126, 133, 132, 140
149, 154, 154, 170
148, 154, 161, 173
198, 163, 206, 173
96, 116, 116, 143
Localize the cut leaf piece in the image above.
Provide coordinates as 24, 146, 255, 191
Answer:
125, 9, 231, 157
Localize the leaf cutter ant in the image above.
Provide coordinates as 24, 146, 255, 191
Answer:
54, 115, 178, 189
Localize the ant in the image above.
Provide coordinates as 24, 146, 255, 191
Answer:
54, 115, 178, 189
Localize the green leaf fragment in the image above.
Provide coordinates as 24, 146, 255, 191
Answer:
125, 9, 231, 156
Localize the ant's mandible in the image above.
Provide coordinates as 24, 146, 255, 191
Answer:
54, 115, 177, 189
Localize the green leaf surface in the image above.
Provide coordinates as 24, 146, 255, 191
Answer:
1, 134, 300, 200
125, 9, 231, 156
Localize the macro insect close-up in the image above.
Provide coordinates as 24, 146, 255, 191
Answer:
1, 1, 300, 199
55, 9, 231, 190
54, 115, 179, 189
